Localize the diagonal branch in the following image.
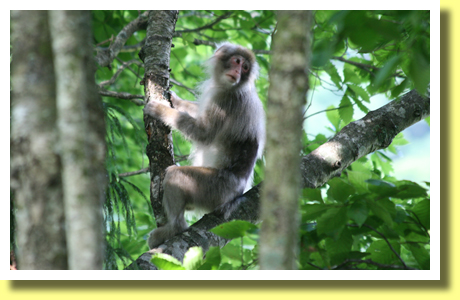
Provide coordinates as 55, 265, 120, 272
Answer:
96, 11, 149, 68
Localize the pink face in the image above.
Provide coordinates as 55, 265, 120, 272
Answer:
224, 55, 250, 85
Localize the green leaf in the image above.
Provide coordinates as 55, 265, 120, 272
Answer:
326, 105, 341, 131
366, 199, 394, 228
411, 199, 430, 230
199, 246, 222, 270
151, 253, 185, 270
373, 55, 401, 89
183, 246, 203, 270
93, 10, 105, 22
316, 206, 349, 239
312, 38, 336, 68
343, 66, 362, 85
327, 177, 355, 202
210, 220, 257, 239
348, 84, 370, 103
302, 203, 330, 221
371, 152, 394, 176
325, 62, 342, 89
351, 96, 369, 114
368, 240, 401, 266
391, 78, 409, 99
406, 243, 430, 270
394, 181, 428, 199
409, 52, 430, 94
348, 198, 369, 227
366, 179, 398, 197
325, 227, 353, 265
339, 95, 353, 125
302, 187, 323, 203
347, 170, 372, 193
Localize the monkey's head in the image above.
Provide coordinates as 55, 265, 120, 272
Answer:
209, 43, 259, 89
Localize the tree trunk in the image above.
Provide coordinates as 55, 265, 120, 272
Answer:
11, 10, 68, 270
259, 10, 313, 270
49, 10, 106, 270
140, 10, 179, 227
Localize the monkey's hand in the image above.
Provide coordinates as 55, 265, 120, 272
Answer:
143, 99, 171, 119
143, 99, 181, 129
169, 90, 181, 104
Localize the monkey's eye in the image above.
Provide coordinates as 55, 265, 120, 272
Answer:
242, 62, 250, 73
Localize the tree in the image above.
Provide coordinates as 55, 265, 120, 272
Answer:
260, 10, 312, 270
11, 10, 67, 270
10, 10, 430, 271
11, 11, 106, 270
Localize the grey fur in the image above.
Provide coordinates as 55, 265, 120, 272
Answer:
144, 44, 265, 249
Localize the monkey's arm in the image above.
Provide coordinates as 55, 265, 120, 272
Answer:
143, 100, 217, 144
170, 91, 199, 118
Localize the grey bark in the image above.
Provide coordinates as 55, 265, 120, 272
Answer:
140, 10, 179, 227
11, 10, 68, 270
260, 11, 312, 270
49, 10, 106, 270
131, 89, 429, 269
300, 89, 430, 189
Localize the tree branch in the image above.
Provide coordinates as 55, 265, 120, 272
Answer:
99, 60, 144, 87
96, 11, 149, 68
118, 168, 149, 178
174, 12, 233, 35
99, 89, 145, 106
130, 89, 429, 270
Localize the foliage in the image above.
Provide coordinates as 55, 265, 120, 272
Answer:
92, 10, 430, 270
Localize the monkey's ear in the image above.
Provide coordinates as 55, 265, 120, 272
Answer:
214, 42, 232, 55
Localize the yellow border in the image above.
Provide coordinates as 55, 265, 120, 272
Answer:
2, 2, 456, 299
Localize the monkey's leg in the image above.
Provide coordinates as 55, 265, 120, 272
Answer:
166, 166, 244, 211
148, 166, 191, 248
148, 166, 244, 248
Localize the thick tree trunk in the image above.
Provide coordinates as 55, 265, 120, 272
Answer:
49, 10, 106, 270
132, 89, 429, 269
140, 10, 179, 227
11, 10, 68, 270
259, 10, 313, 270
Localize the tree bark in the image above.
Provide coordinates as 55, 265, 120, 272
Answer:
49, 10, 106, 270
260, 10, 312, 270
140, 10, 179, 227
11, 10, 68, 270
131, 89, 429, 269
300, 89, 430, 189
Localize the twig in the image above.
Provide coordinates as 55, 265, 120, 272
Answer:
362, 224, 410, 269
118, 168, 149, 178
99, 59, 144, 87
170, 78, 198, 97
334, 259, 416, 270
99, 89, 145, 106
175, 12, 233, 34
304, 104, 354, 120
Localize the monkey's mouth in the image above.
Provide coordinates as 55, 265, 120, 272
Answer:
225, 74, 237, 82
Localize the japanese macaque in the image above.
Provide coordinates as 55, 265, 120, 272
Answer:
143, 43, 265, 249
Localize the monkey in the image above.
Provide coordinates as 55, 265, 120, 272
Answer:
143, 43, 265, 249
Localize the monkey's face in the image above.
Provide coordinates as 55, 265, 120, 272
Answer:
210, 43, 258, 89
221, 55, 250, 86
